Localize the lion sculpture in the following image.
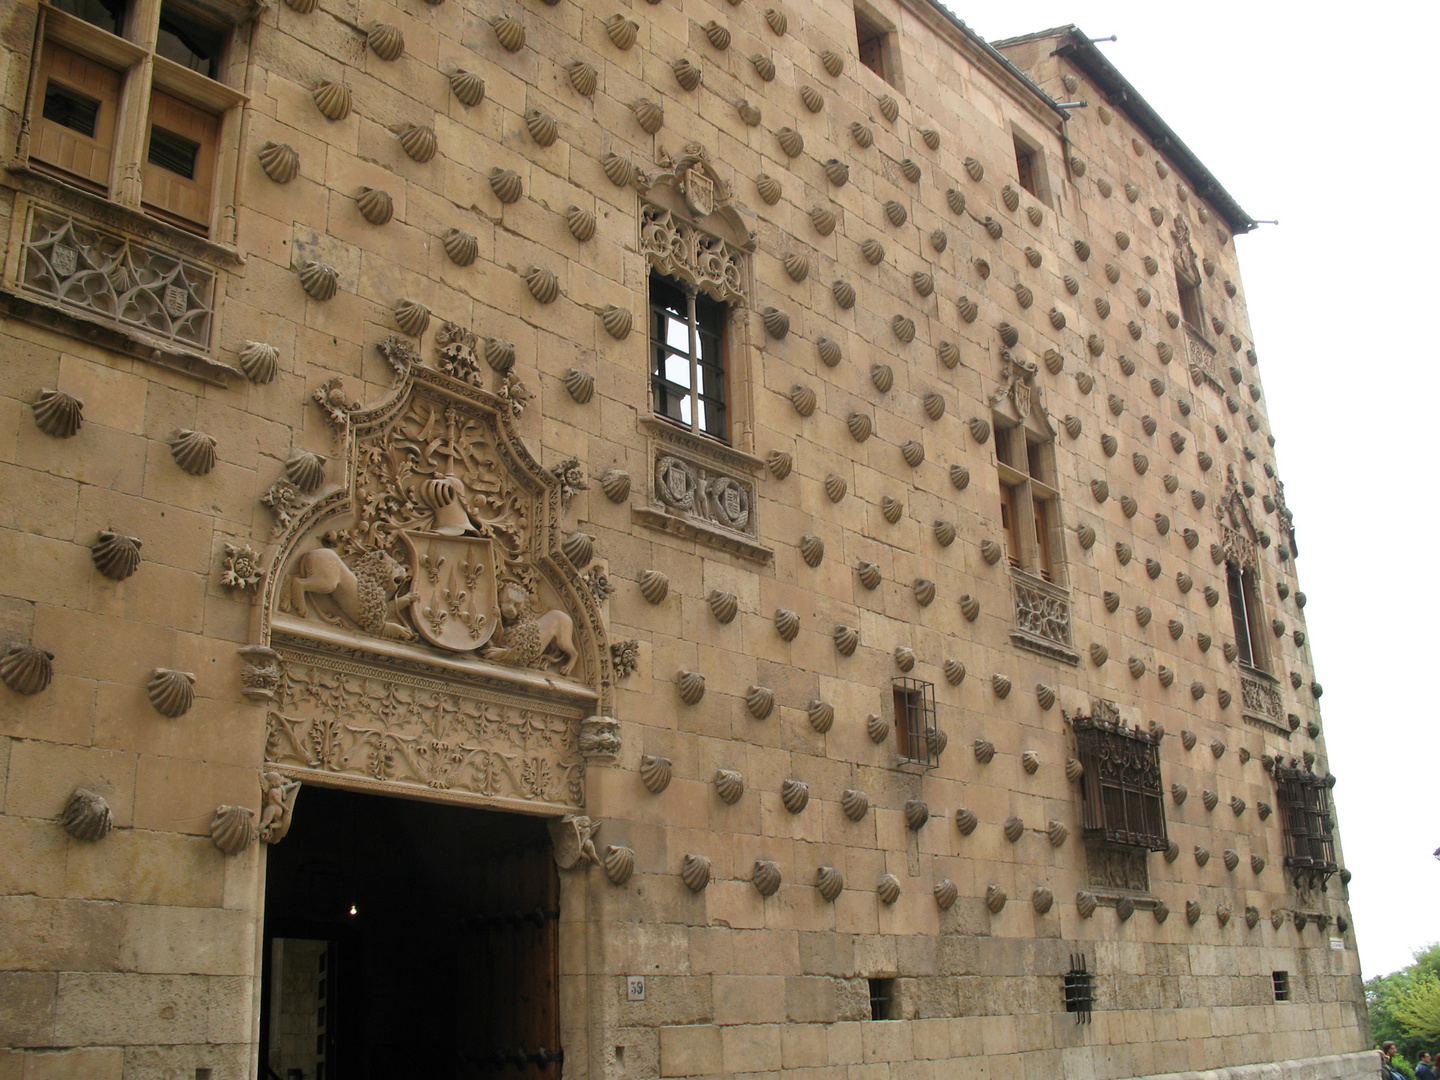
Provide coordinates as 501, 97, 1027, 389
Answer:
286, 547, 417, 641
483, 581, 578, 675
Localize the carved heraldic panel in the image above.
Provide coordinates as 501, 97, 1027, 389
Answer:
1011, 569, 1078, 663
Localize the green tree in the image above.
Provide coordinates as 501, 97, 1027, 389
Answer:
1394, 977, 1440, 1040
1367, 943, 1440, 1064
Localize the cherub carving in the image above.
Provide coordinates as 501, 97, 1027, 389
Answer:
285, 547, 418, 641
257, 771, 301, 844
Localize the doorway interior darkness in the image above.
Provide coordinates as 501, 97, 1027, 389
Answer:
260, 784, 560, 1080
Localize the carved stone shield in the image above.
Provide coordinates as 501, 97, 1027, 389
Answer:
681, 166, 715, 217
400, 531, 498, 651
1012, 380, 1032, 418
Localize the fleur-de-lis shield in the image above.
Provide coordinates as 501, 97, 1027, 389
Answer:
400, 531, 499, 651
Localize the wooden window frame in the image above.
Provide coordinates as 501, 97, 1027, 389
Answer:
24, 0, 247, 239
995, 420, 1063, 585
853, 0, 901, 90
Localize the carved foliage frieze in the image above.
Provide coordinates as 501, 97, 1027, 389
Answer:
638, 143, 753, 305
266, 651, 585, 809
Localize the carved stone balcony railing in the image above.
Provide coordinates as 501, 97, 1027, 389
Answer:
1185, 325, 1222, 392
1010, 569, 1079, 664
1240, 666, 1289, 736
3, 192, 236, 383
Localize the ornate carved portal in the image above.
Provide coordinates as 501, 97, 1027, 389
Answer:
259, 357, 611, 814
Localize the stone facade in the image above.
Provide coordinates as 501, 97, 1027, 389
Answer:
0, 0, 1366, 1077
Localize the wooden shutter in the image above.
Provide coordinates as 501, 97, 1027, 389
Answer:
142, 89, 218, 232
33, 41, 120, 192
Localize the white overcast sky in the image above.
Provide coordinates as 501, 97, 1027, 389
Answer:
941, 0, 1440, 980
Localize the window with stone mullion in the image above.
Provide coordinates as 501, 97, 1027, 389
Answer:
649, 271, 726, 441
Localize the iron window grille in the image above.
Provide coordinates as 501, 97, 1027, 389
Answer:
1063, 954, 1093, 1024
1272, 971, 1290, 1002
892, 678, 938, 768
1274, 761, 1338, 889
867, 977, 896, 1020
1071, 712, 1168, 851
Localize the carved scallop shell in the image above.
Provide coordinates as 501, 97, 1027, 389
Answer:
1044, 349, 1063, 375
760, 307, 790, 340
957, 296, 979, 323
522, 265, 559, 304
884, 200, 908, 227
168, 429, 216, 476
681, 853, 711, 892
353, 185, 394, 226
60, 788, 113, 841
488, 167, 524, 205
783, 251, 811, 282
392, 298, 430, 338
1103, 590, 1120, 613
861, 237, 886, 265
810, 205, 838, 236
931, 229, 948, 253
707, 589, 738, 624
828, 279, 856, 311
677, 670, 706, 705
898, 157, 922, 183
825, 474, 847, 502
561, 531, 593, 568
752, 859, 781, 896
599, 468, 630, 503
775, 608, 799, 640
284, 450, 327, 495
1076, 523, 1096, 551
751, 52, 777, 81
1014, 283, 1033, 309
866, 712, 890, 743
234, 340, 279, 384
877, 93, 899, 122
815, 337, 842, 368
640, 754, 672, 793
934, 878, 958, 909
714, 769, 744, 805
799, 84, 824, 113
310, 80, 352, 122
763, 6, 788, 33
765, 450, 791, 481
980, 538, 1002, 566
633, 99, 664, 134
934, 520, 957, 548
605, 13, 638, 49
147, 668, 195, 718
900, 440, 924, 468
880, 495, 902, 523
869, 873, 900, 905
856, 559, 881, 589
441, 228, 478, 267
488, 13, 525, 51
638, 570, 671, 606
781, 778, 810, 814
566, 60, 597, 98
703, 20, 731, 49
1035, 681, 1056, 710
258, 140, 299, 183
604, 845, 635, 885
816, 865, 844, 902
602, 154, 637, 191
834, 624, 859, 656
672, 58, 703, 91
396, 122, 437, 163
967, 417, 991, 445
775, 126, 804, 157
298, 260, 340, 302
1, 642, 54, 695
827, 788, 868, 827
788, 384, 817, 418
562, 205, 598, 243
211, 805, 257, 856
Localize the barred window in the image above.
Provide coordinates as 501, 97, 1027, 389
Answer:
1072, 713, 1167, 851
892, 678, 938, 768
1275, 762, 1337, 889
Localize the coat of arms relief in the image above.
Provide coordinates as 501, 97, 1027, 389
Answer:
258, 346, 611, 812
